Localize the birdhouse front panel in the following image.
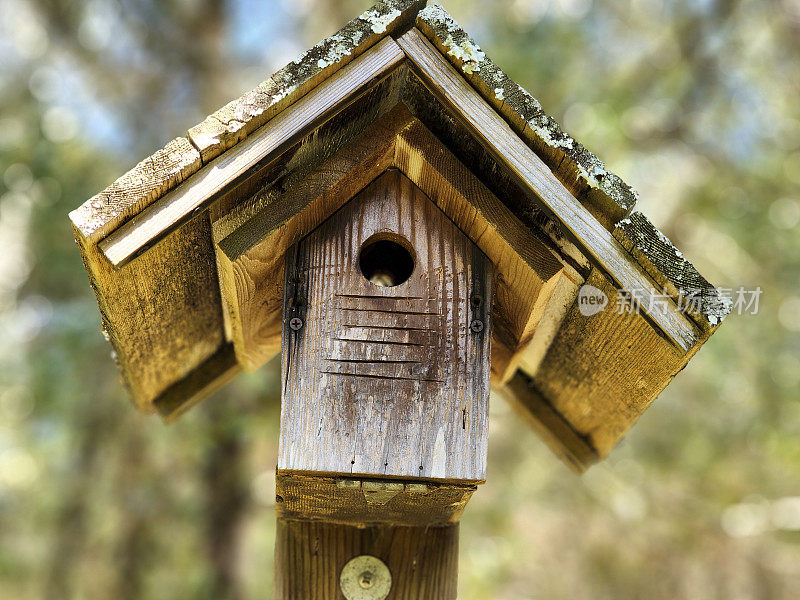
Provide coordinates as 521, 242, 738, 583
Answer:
279, 169, 492, 481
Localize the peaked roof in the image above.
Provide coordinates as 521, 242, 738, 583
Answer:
69, 1, 729, 472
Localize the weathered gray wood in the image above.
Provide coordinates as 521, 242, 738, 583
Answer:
279, 170, 492, 481
188, 0, 425, 163
614, 211, 731, 329
214, 107, 573, 381
392, 120, 579, 380
397, 28, 699, 352
69, 137, 201, 243
414, 4, 637, 229
100, 37, 405, 268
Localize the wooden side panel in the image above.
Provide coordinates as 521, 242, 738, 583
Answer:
72, 215, 224, 411
528, 269, 694, 458
279, 170, 492, 481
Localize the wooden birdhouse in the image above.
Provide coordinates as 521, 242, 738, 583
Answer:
69, 1, 731, 597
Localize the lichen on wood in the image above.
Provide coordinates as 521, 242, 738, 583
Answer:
69, 137, 201, 243
415, 3, 638, 229
187, 0, 425, 163
614, 211, 732, 329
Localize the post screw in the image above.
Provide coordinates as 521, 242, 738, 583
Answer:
289, 317, 304, 331
470, 319, 484, 333
340, 555, 391, 600
359, 571, 375, 589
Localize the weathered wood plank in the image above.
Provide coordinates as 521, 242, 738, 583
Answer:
188, 0, 425, 163
276, 473, 475, 527
279, 171, 492, 481
152, 342, 241, 423
501, 371, 599, 473
100, 37, 405, 268
400, 71, 590, 274
397, 28, 700, 352
413, 4, 637, 229
215, 107, 573, 380
527, 269, 694, 458
214, 106, 414, 371
72, 214, 224, 412
614, 211, 731, 330
69, 137, 201, 244
275, 519, 459, 600
393, 121, 576, 378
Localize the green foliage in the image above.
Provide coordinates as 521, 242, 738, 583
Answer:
0, 0, 798, 598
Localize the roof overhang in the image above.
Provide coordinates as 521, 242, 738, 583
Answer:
69, 1, 730, 472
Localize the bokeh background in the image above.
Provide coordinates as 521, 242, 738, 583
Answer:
1, 0, 799, 598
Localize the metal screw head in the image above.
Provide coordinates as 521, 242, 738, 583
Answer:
340, 555, 391, 600
470, 319, 484, 333
289, 317, 303, 331
359, 571, 374, 589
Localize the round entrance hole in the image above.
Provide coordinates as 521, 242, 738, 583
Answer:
358, 237, 414, 287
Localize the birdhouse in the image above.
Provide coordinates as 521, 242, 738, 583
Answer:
68, 1, 731, 597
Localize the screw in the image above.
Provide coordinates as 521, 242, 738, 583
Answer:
359, 571, 375, 589
470, 319, 484, 333
289, 317, 304, 331
340, 555, 391, 600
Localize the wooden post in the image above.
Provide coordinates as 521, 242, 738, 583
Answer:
275, 170, 492, 598
274, 520, 459, 600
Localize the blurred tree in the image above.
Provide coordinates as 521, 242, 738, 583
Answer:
0, 0, 798, 599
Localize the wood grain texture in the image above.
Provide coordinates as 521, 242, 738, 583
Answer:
209, 70, 410, 249
279, 170, 492, 481
392, 121, 579, 379
214, 106, 414, 371
72, 214, 224, 412
400, 70, 590, 274
497, 268, 580, 383
614, 211, 732, 329
500, 371, 598, 473
276, 473, 475, 527
188, 0, 425, 163
275, 519, 458, 600
414, 4, 637, 229
215, 107, 572, 381
397, 28, 700, 352
527, 269, 695, 458
69, 137, 201, 243
100, 37, 405, 268
152, 342, 241, 423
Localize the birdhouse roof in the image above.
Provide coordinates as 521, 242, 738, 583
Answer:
69, 1, 730, 472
